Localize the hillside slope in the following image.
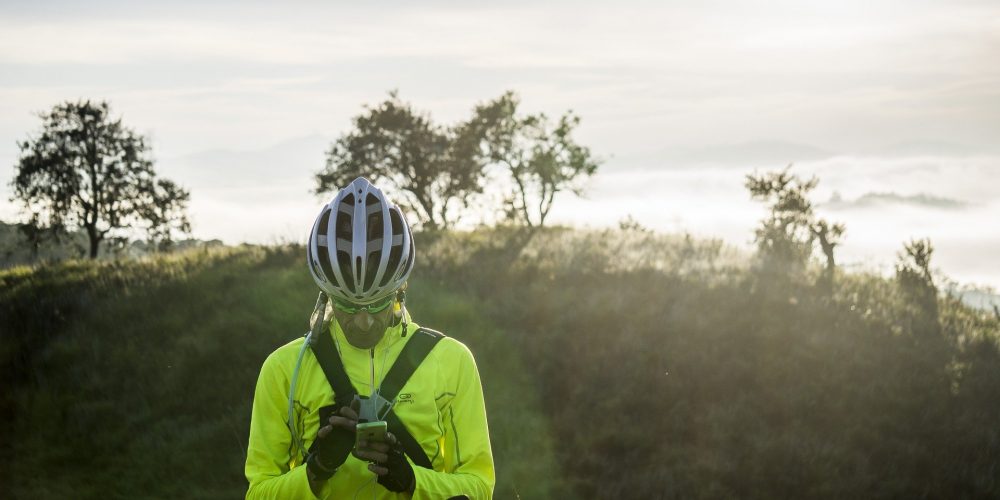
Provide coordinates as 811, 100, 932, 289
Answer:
1, 245, 562, 499
3, 228, 999, 498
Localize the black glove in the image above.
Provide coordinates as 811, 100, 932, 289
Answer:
377, 447, 415, 493
307, 405, 355, 480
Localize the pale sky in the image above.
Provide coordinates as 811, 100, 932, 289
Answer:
1, 0, 998, 287
2, 0, 998, 157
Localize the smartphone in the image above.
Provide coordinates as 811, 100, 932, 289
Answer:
356, 420, 387, 448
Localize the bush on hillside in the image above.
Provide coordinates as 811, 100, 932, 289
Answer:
416, 227, 1000, 498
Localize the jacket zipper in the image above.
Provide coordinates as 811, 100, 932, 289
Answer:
369, 348, 376, 396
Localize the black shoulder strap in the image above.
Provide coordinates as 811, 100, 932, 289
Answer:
309, 323, 357, 408
379, 327, 445, 402
381, 328, 445, 470
308, 326, 446, 469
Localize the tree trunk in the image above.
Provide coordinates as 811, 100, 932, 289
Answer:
88, 227, 100, 259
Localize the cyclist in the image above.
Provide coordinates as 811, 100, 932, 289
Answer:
245, 177, 495, 499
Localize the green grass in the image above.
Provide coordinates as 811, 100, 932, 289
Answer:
3, 228, 999, 499
1, 244, 561, 499
406, 281, 566, 498
3, 247, 310, 498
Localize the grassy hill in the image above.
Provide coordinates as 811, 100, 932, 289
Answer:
2, 227, 998, 498
0, 243, 562, 499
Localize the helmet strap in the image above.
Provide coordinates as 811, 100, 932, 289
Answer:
396, 288, 409, 337
308, 291, 329, 346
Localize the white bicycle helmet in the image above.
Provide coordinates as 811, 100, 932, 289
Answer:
306, 177, 414, 304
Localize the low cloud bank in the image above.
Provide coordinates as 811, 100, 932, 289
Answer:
822, 192, 971, 210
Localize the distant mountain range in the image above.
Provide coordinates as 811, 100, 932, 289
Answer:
162, 134, 330, 192
875, 140, 991, 157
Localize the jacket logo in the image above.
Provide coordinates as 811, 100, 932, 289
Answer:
396, 393, 414, 404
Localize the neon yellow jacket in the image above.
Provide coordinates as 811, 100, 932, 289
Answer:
245, 315, 495, 499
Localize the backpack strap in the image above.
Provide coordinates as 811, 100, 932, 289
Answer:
378, 327, 445, 402
379, 328, 445, 469
308, 326, 445, 469
309, 321, 357, 409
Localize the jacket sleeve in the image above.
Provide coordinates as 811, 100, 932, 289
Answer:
411, 342, 495, 500
245, 351, 320, 499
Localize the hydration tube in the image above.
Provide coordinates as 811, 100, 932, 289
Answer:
288, 292, 329, 460
288, 332, 311, 457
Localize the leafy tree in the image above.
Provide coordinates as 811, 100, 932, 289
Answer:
477, 92, 601, 228
316, 91, 488, 230
17, 214, 49, 260
811, 219, 846, 290
139, 179, 192, 252
11, 100, 191, 258
896, 238, 940, 331
897, 238, 935, 290
317, 91, 601, 230
745, 166, 845, 286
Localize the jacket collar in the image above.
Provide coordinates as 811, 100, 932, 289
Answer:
328, 310, 413, 354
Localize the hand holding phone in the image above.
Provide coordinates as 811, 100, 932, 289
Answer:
355, 420, 388, 447
308, 405, 357, 480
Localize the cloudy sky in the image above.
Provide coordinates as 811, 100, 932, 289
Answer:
1, 0, 998, 286
2, 0, 998, 155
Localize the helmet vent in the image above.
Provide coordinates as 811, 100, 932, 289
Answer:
367, 211, 383, 241
306, 245, 327, 283
355, 256, 362, 287
389, 209, 403, 234
383, 245, 403, 287
316, 209, 331, 241
336, 250, 352, 291
317, 246, 336, 288
365, 250, 381, 290
335, 211, 351, 239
